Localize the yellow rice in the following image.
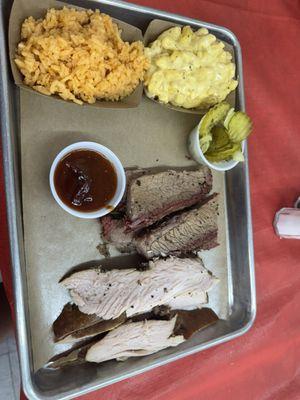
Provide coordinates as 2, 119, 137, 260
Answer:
15, 7, 149, 104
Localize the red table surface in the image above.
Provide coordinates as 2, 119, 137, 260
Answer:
1, 1, 300, 399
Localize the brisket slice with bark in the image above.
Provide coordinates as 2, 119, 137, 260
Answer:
116, 168, 148, 214
135, 194, 219, 259
126, 167, 212, 231
101, 216, 135, 253
100, 168, 148, 252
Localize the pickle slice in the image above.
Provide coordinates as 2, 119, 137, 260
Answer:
208, 126, 230, 152
223, 107, 235, 130
197, 102, 252, 163
199, 101, 231, 153
227, 111, 253, 143
206, 142, 241, 162
199, 135, 212, 154
232, 148, 244, 162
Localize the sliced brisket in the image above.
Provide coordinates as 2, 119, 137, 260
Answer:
116, 168, 149, 213
135, 194, 219, 259
100, 168, 149, 252
126, 167, 212, 231
101, 215, 135, 253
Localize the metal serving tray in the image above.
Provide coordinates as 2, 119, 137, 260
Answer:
0, 0, 256, 399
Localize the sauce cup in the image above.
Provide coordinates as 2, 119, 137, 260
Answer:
188, 122, 245, 172
49, 142, 126, 219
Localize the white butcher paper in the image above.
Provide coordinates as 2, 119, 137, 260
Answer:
20, 89, 230, 371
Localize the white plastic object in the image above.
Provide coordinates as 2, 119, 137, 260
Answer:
273, 208, 300, 239
49, 141, 126, 219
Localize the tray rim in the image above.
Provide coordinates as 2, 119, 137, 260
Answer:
0, 0, 256, 399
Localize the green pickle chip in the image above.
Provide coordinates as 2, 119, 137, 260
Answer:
197, 102, 253, 163
206, 142, 241, 162
199, 102, 231, 154
227, 111, 253, 143
208, 126, 230, 152
223, 108, 235, 130
232, 148, 245, 162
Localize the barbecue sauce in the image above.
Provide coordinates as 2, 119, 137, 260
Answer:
54, 149, 117, 212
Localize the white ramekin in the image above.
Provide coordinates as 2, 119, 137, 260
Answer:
49, 141, 126, 219
188, 121, 245, 172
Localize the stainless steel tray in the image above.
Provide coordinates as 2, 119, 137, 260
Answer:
0, 0, 256, 399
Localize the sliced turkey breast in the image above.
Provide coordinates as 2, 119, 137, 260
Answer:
48, 308, 218, 368
86, 316, 183, 363
60, 256, 217, 320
